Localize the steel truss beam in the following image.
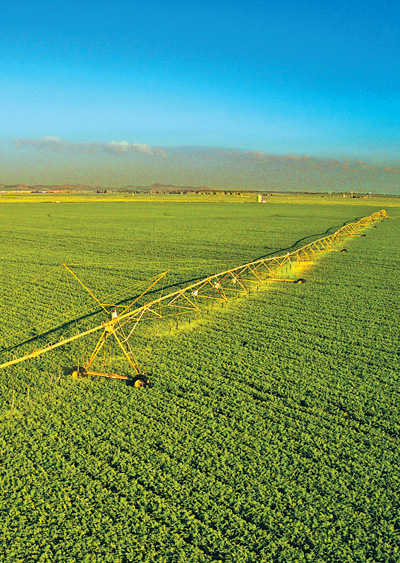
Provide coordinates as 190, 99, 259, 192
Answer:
0, 210, 388, 376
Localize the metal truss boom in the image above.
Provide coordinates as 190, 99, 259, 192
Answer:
0, 209, 388, 373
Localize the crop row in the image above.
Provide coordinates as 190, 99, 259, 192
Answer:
1, 204, 399, 561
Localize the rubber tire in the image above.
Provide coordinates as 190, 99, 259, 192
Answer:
295, 278, 306, 284
134, 378, 146, 388
71, 366, 87, 378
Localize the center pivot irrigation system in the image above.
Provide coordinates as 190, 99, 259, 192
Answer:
0, 210, 388, 386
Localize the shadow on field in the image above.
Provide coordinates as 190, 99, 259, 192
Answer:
254, 215, 363, 260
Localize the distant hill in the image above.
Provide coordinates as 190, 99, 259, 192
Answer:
0, 183, 222, 193
122, 183, 221, 193
0, 184, 110, 192
0, 184, 101, 192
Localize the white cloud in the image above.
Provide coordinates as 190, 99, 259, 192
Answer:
244, 150, 268, 159
14, 137, 166, 156
103, 141, 131, 153
15, 136, 68, 150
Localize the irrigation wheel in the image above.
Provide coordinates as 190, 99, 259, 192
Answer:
294, 278, 306, 284
71, 366, 88, 378
134, 379, 146, 387
129, 375, 151, 388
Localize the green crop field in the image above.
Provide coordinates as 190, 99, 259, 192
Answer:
0, 199, 399, 562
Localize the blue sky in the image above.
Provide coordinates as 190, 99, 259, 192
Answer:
0, 0, 399, 186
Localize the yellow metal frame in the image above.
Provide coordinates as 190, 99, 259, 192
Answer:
0, 209, 388, 379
